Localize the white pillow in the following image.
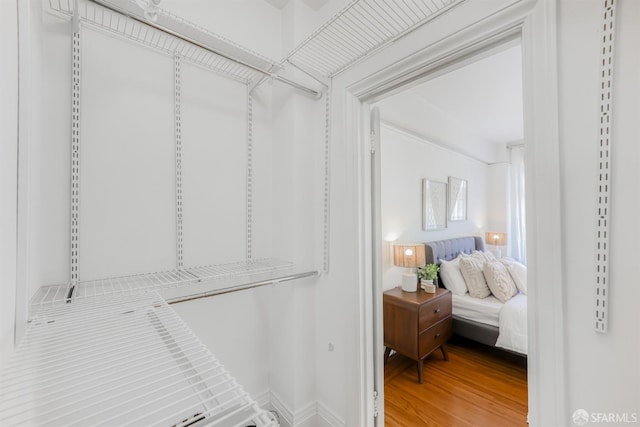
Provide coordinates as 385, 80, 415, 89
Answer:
508, 263, 527, 294
483, 261, 518, 303
473, 250, 497, 263
439, 258, 467, 296
459, 256, 491, 298
499, 257, 518, 269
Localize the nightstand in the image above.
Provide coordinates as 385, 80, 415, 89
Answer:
383, 287, 452, 383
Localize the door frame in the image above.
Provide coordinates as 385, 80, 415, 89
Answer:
334, 0, 567, 425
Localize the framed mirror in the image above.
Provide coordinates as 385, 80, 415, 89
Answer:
422, 179, 447, 230
448, 176, 468, 221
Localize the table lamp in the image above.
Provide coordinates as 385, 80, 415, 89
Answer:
393, 243, 426, 292
485, 231, 507, 258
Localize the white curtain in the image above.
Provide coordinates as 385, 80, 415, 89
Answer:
509, 146, 526, 263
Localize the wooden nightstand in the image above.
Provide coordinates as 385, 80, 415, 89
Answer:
383, 287, 452, 383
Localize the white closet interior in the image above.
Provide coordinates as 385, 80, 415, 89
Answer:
1, 0, 466, 425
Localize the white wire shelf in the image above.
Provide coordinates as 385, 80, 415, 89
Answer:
286, 0, 465, 77
47, 0, 277, 83
31, 258, 296, 313
0, 291, 278, 427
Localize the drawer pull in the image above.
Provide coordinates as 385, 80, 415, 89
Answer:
435, 308, 441, 313
435, 333, 441, 338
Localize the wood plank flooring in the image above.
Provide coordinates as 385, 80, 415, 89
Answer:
384, 337, 528, 427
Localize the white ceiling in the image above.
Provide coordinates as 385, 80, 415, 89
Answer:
409, 44, 524, 146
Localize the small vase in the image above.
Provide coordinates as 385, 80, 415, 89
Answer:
421, 279, 436, 293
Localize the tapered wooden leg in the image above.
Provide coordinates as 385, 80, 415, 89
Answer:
440, 345, 449, 361
384, 347, 391, 365
417, 359, 424, 384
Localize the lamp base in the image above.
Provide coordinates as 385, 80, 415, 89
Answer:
401, 273, 418, 292
489, 247, 502, 258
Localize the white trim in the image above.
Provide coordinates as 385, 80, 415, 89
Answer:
15, 0, 42, 347
334, 0, 566, 425
292, 401, 317, 425
254, 390, 271, 408
349, 1, 531, 103
267, 393, 338, 427
317, 401, 347, 427
521, 0, 567, 424
380, 120, 491, 165
269, 391, 293, 427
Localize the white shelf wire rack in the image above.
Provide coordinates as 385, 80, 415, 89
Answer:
31, 258, 295, 313
285, 0, 466, 78
47, 0, 277, 84
0, 291, 277, 427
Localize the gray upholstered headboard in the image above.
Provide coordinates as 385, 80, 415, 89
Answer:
424, 236, 485, 265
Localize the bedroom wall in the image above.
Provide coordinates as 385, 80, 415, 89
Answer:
379, 123, 491, 290
558, 0, 640, 418
0, 0, 19, 366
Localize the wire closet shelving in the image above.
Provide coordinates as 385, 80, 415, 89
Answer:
48, 0, 275, 84
30, 258, 300, 314
0, 292, 277, 427
8, 1, 472, 425
285, 0, 465, 77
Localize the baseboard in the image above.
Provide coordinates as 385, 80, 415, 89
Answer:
269, 390, 294, 427
292, 400, 317, 425
317, 401, 346, 427
254, 389, 272, 408
266, 391, 345, 427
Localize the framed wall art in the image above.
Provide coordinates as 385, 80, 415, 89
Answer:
448, 176, 468, 221
422, 179, 447, 230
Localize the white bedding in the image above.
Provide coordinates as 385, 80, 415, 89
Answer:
495, 293, 528, 355
452, 293, 502, 327
452, 292, 528, 355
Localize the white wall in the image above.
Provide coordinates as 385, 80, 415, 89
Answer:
558, 0, 640, 417
0, 0, 19, 365
161, 0, 284, 61
380, 124, 489, 290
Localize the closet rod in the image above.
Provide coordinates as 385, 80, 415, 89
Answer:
167, 271, 319, 304
89, 0, 322, 98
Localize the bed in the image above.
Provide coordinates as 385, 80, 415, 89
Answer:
423, 236, 527, 355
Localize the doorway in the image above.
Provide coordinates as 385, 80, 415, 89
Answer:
373, 39, 528, 426
344, 3, 567, 424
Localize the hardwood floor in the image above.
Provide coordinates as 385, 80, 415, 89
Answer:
384, 337, 528, 427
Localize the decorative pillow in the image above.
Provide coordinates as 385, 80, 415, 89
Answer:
499, 256, 516, 267
473, 250, 497, 263
459, 257, 491, 298
439, 258, 467, 296
508, 263, 527, 294
483, 261, 518, 303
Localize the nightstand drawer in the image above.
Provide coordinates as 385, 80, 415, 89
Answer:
419, 292, 452, 332
419, 317, 452, 356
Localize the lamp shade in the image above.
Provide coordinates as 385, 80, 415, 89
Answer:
485, 232, 507, 246
393, 244, 426, 268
